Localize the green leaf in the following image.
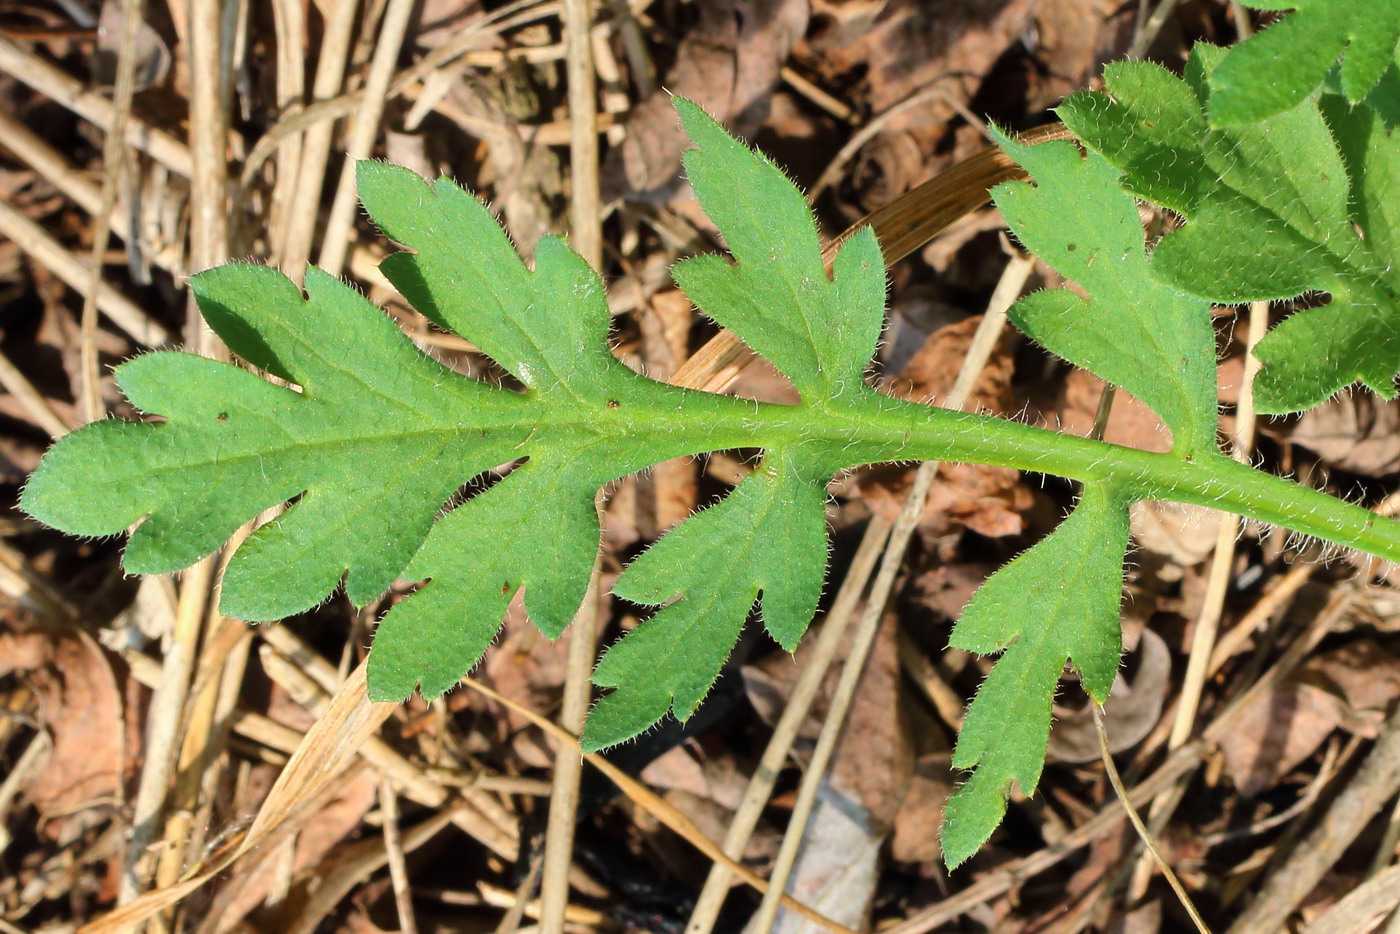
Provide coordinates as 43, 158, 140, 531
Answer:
19, 93, 1400, 876
1359, 63, 1400, 129
1209, 0, 1400, 125
583, 451, 829, 751
21, 265, 523, 618
942, 485, 1130, 869
939, 126, 1216, 869
989, 127, 1217, 454
1059, 46, 1400, 412
671, 97, 885, 400
351, 162, 769, 701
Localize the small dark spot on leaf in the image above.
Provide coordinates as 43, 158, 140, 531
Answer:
216, 412, 229, 422
501, 581, 510, 594
1067, 243, 1078, 252
607, 399, 620, 409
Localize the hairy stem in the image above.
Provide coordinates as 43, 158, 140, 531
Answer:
591, 384, 1400, 563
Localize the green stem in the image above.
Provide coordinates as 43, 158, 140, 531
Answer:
613, 384, 1400, 564
855, 394, 1400, 562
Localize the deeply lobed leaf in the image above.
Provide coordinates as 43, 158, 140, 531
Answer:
22, 98, 904, 742
1059, 45, 1400, 413
585, 451, 830, 750
939, 124, 1220, 868
671, 98, 887, 401
988, 127, 1217, 455
21, 265, 524, 619
21, 92, 1400, 876
1209, 0, 1400, 126
942, 485, 1131, 869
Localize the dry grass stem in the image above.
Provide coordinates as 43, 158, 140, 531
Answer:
0, 348, 75, 438
317, 0, 417, 276
1093, 703, 1213, 934
77, 0, 142, 424
1227, 695, 1400, 933
462, 678, 861, 934
540, 2, 603, 927
0, 199, 170, 345
380, 773, 421, 934
0, 36, 193, 174
278, 0, 358, 278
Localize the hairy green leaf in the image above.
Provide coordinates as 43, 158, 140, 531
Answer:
938, 125, 1218, 868
19, 95, 1400, 875
672, 98, 885, 400
989, 127, 1217, 454
942, 485, 1131, 869
585, 450, 829, 750
1209, 0, 1400, 125
1059, 46, 1400, 413
21, 265, 521, 619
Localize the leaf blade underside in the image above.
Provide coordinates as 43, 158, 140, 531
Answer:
21, 90, 1400, 877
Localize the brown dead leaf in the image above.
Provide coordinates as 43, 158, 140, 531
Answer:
1221, 680, 1347, 798
805, 0, 1036, 212
0, 629, 124, 827
809, 0, 1032, 114
633, 289, 699, 538
742, 611, 913, 831
1057, 369, 1171, 452
208, 769, 379, 931
859, 460, 1031, 537
1027, 835, 1129, 933
605, 0, 809, 200
888, 754, 953, 865
743, 617, 915, 930
727, 350, 802, 406
442, 76, 561, 256
1023, 0, 1125, 109
334, 910, 394, 934
1297, 638, 1400, 738
639, 745, 743, 810
880, 314, 1015, 410
1290, 393, 1400, 477
410, 0, 486, 50
888, 694, 952, 865
93, 0, 170, 90
1352, 585, 1400, 633
473, 594, 596, 769
1130, 501, 1224, 567
639, 288, 693, 382
1109, 898, 1163, 934
755, 776, 882, 932
1216, 353, 1246, 407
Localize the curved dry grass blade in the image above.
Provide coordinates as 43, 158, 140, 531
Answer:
1093, 703, 1213, 934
